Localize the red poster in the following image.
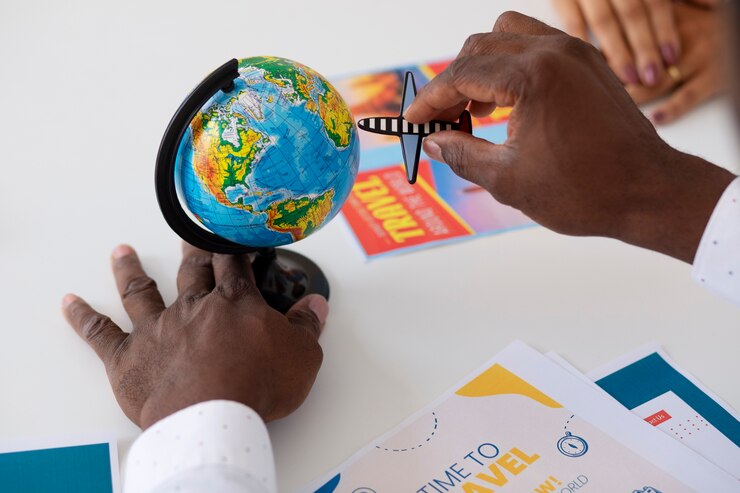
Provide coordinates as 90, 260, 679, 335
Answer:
342, 163, 474, 257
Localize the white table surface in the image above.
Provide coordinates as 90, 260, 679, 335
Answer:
1, 0, 738, 491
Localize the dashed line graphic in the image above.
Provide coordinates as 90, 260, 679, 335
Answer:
376, 412, 438, 452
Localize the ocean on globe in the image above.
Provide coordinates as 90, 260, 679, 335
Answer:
175, 56, 360, 247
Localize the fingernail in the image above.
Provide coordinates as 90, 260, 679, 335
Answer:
651, 111, 666, 124
112, 244, 134, 259
307, 295, 329, 326
623, 64, 640, 85
62, 293, 78, 308
423, 139, 444, 163
642, 63, 659, 86
661, 43, 678, 65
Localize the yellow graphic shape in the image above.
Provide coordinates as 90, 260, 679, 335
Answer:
456, 364, 562, 408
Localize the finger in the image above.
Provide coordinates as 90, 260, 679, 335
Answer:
580, 0, 640, 84
428, 101, 472, 123
492, 10, 563, 36
423, 131, 509, 192
404, 54, 526, 123
627, 47, 702, 104
469, 101, 497, 118
626, 77, 671, 104
552, 0, 590, 40
611, 0, 664, 86
62, 294, 127, 366
111, 245, 165, 324
650, 69, 719, 125
645, 0, 681, 65
212, 253, 258, 299
286, 294, 329, 340
177, 242, 214, 301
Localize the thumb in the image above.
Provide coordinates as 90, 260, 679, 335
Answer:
423, 132, 506, 187
285, 294, 329, 339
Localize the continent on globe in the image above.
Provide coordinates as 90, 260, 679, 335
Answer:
266, 189, 335, 241
175, 56, 360, 248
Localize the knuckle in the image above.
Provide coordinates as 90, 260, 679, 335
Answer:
122, 275, 157, 301
215, 276, 256, 300
182, 254, 212, 269
447, 56, 476, 86
180, 290, 209, 305
494, 10, 523, 31
82, 314, 114, 341
441, 143, 467, 175
461, 33, 489, 56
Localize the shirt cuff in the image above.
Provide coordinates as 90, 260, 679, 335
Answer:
692, 176, 740, 304
123, 400, 277, 493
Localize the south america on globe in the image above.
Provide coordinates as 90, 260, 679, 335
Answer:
175, 56, 360, 248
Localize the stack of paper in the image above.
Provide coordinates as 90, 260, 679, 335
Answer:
303, 342, 739, 493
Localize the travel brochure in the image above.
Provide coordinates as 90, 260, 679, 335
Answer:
334, 60, 534, 259
303, 342, 739, 493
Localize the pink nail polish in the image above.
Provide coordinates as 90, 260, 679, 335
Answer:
652, 111, 666, 124
661, 44, 678, 65
643, 63, 659, 86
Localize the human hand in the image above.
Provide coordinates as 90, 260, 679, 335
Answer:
404, 11, 736, 263
62, 243, 328, 429
627, 2, 727, 124
552, 0, 679, 86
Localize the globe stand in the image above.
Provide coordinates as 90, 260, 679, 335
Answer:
252, 248, 330, 314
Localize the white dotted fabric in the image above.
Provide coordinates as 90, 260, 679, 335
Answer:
124, 400, 276, 493
692, 176, 740, 305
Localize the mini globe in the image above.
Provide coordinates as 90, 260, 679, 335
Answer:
173, 56, 360, 248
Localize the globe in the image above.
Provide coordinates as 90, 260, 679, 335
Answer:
174, 56, 360, 248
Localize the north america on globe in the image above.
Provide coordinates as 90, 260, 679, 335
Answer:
175, 56, 360, 247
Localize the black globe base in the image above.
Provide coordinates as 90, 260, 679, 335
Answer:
252, 248, 330, 314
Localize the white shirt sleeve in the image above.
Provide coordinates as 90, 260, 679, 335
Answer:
123, 400, 277, 493
692, 176, 740, 304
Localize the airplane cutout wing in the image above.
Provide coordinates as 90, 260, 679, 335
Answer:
357, 71, 473, 185
400, 73, 422, 184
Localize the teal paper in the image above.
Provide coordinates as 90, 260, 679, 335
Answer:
0, 443, 113, 493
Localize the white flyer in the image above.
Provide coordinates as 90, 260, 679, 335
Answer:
302, 341, 737, 493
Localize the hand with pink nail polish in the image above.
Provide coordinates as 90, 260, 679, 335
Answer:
62, 243, 328, 429
628, 2, 727, 125
552, 0, 681, 87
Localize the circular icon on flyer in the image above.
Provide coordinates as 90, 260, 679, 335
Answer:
557, 431, 589, 457
352, 488, 377, 493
